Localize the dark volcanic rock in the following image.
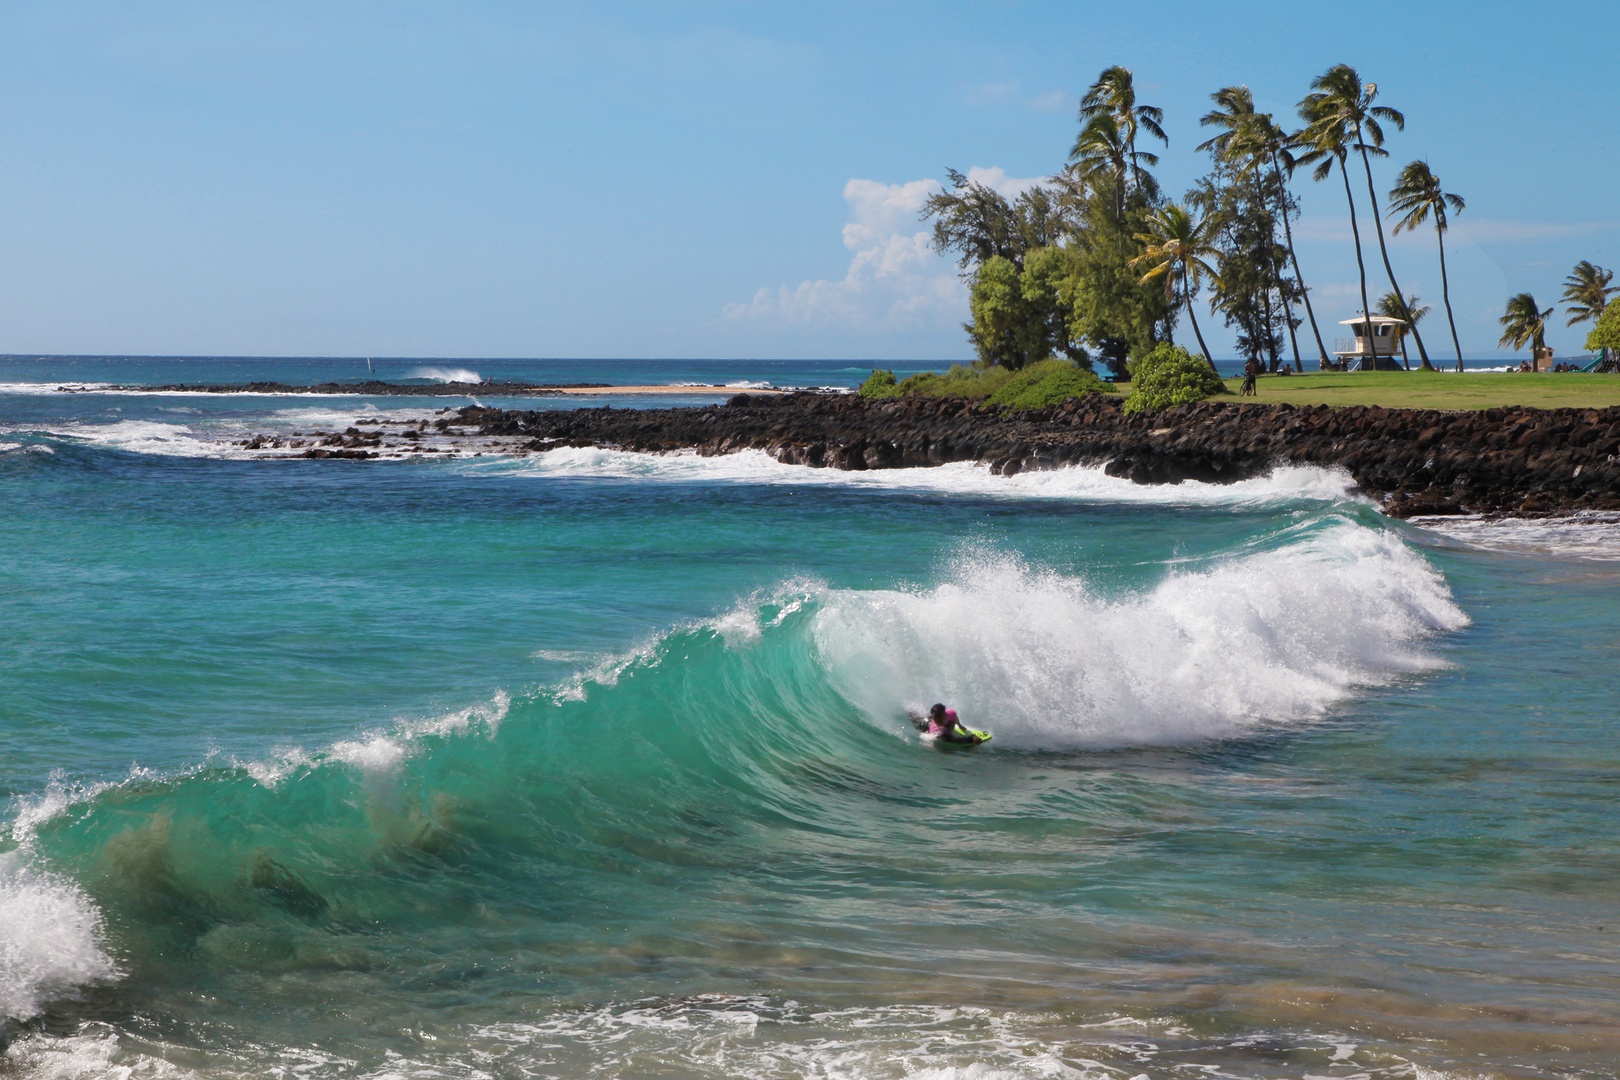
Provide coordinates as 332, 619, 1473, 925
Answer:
448, 392, 1620, 517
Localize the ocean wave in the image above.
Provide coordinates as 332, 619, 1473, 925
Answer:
0, 855, 119, 1024
0, 382, 116, 395
0, 522, 1464, 1026
819, 521, 1467, 748
495, 447, 1364, 506
1408, 511, 1620, 562
37, 420, 228, 458
403, 366, 482, 384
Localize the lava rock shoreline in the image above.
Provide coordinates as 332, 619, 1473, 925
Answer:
439, 391, 1620, 517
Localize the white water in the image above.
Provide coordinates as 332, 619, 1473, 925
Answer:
403, 366, 482, 384
497, 446, 1365, 507
0, 855, 118, 1023
1410, 512, 1620, 562
817, 522, 1467, 749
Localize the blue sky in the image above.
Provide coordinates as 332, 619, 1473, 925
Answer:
0, 1, 1614, 361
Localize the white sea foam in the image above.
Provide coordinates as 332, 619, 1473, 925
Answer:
816, 521, 1467, 749
404, 366, 482, 384
0, 855, 119, 1023
2, 1027, 199, 1078
0, 382, 116, 395
33, 420, 231, 458
1408, 512, 1620, 562
0, 1003, 1414, 1080
499, 446, 1362, 506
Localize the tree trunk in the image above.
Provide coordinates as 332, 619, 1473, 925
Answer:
1256, 166, 1294, 372
1339, 158, 1377, 372
1437, 224, 1464, 371
1183, 272, 1217, 371
1274, 155, 1325, 368
1357, 137, 1432, 369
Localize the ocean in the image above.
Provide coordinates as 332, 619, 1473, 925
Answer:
2, 356, 1617, 1079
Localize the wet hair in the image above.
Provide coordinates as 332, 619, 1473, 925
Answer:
929, 703, 947, 718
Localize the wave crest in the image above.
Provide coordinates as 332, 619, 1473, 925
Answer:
0, 855, 119, 1023
404, 366, 482, 384
817, 521, 1467, 748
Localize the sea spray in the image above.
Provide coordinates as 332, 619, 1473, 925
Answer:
816, 519, 1468, 748
0, 855, 118, 1024
403, 366, 482, 384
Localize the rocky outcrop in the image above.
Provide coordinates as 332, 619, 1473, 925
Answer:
443, 392, 1620, 517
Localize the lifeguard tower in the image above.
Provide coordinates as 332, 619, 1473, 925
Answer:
1331, 314, 1407, 371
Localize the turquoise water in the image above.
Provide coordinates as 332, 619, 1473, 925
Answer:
2, 359, 1618, 1078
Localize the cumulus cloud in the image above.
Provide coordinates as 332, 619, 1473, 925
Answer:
725, 167, 1045, 329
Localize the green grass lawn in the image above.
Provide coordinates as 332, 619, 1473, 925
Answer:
1191, 369, 1620, 410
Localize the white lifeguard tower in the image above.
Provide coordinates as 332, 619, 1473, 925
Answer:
1332, 314, 1408, 371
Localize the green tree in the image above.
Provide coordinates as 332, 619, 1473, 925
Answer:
1498, 293, 1554, 362
1299, 65, 1431, 368
966, 249, 1089, 371
1056, 170, 1173, 377
1376, 292, 1430, 367
1584, 298, 1620, 370
922, 168, 1071, 271
1562, 261, 1617, 328
1188, 164, 1294, 371
1387, 161, 1467, 370
1197, 85, 1321, 370
1131, 204, 1221, 369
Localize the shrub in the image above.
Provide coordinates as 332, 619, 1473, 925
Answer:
985, 358, 1111, 409
857, 369, 902, 399
1122, 343, 1227, 415
901, 363, 1013, 399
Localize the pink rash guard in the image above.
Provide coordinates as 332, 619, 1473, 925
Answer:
928, 709, 960, 736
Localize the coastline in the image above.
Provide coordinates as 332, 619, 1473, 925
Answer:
232, 390, 1620, 518
59, 380, 786, 397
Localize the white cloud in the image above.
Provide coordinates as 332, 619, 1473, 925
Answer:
725, 168, 1046, 329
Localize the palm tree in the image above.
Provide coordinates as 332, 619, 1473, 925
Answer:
1377, 291, 1430, 367
1295, 91, 1378, 370
1498, 293, 1553, 363
1562, 261, 1616, 327
1069, 113, 1131, 220
1197, 85, 1326, 370
1388, 161, 1466, 371
1130, 204, 1221, 369
1079, 66, 1166, 199
1300, 65, 1433, 369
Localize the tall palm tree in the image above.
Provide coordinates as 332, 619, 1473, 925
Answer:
1388, 161, 1467, 370
1498, 293, 1553, 363
1069, 113, 1131, 220
1295, 92, 1377, 370
1300, 64, 1433, 369
1562, 261, 1617, 327
1080, 66, 1166, 198
1377, 291, 1430, 367
1130, 204, 1221, 370
1197, 85, 1326, 370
